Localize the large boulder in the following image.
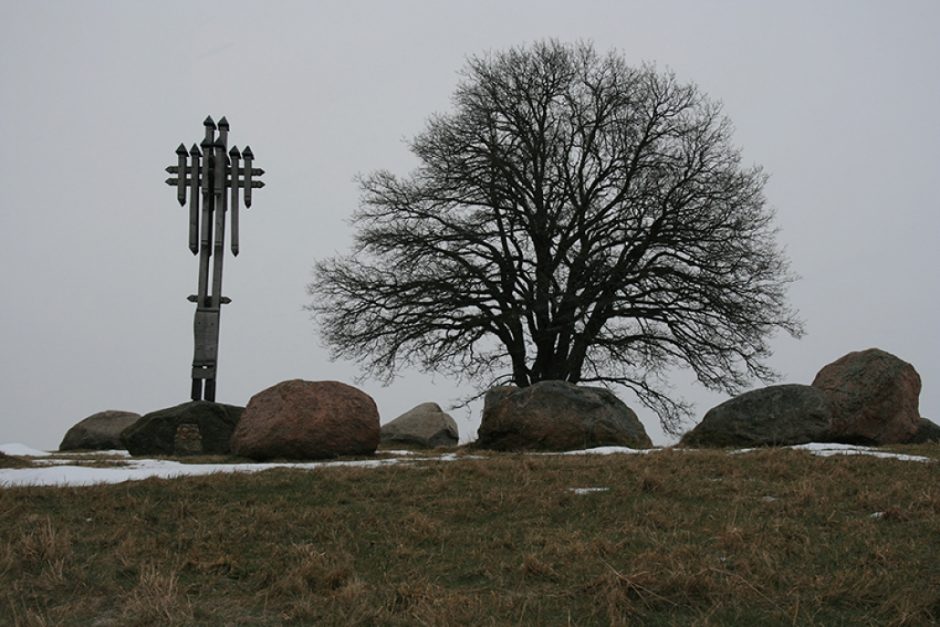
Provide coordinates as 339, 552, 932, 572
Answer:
230, 380, 380, 460
908, 417, 940, 444
59, 410, 141, 451
812, 348, 921, 444
121, 401, 244, 456
680, 385, 833, 448
476, 380, 652, 451
381, 402, 459, 448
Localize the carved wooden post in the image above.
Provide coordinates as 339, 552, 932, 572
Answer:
165, 116, 265, 402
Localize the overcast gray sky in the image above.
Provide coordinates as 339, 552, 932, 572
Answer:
1, 0, 937, 449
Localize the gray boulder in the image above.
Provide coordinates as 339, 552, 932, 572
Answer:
381, 402, 459, 448
476, 380, 652, 451
680, 384, 833, 448
908, 417, 940, 444
59, 410, 141, 451
121, 401, 244, 456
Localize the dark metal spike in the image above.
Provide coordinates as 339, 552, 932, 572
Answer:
189, 144, 201, 254
200, 137, 212, 148
218, 116, 230, 129
203, 115, 216, 129
243, 146, 253, 207
230, 146, 241, 256
175, 142, 188, 207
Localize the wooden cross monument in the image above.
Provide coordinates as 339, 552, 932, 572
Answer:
164, 116, 265, 402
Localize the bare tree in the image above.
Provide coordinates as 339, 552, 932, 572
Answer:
308, 41, 802, 434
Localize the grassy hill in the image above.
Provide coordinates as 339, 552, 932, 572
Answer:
3, 445, 939, 625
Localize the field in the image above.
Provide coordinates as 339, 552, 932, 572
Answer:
2, 445, 939, 626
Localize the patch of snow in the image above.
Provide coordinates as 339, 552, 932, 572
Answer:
870, 512, 885, 519
1, 440, 932, 489
32, 459, 95, 467
0, 443, 51, 457
793, 443, 863, 452
56, 450, 131, 458
0, 449, 483, 488
558, 446, 655, 456
0, 456, 412, 488
433, 453, 485, 462
730, 443, 933, 463
788, 443, 933, 463
568, 487, 610, 495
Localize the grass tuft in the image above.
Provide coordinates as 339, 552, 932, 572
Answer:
0, 453, 33, 469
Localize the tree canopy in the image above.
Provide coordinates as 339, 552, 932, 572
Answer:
308, 41, 802, 433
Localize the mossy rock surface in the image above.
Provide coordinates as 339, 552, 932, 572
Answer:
681, 384, 833, 448
121, 401, 243, 456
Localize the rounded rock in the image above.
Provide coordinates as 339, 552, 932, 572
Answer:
680, 384, 833, 448
230, 380, 380, 460
59, 410, 141, 451
380, 402, 459, 448
476, 380, 651, 451
812, 348, 921, 444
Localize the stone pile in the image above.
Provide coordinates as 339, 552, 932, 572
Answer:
62, 347, 933, 460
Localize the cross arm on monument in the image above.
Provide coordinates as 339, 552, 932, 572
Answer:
164, 175, 266, 188
165, 165, 266, 177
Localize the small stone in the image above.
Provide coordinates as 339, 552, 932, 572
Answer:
174, 424, 204, 455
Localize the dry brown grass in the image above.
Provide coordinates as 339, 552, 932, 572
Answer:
0, 454, 32, 469
1, 446, 939, 625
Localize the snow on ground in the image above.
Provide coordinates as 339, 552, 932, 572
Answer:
728, 442, 933, 463
0, 443, 51, 457
0, 442, 933, 488
561, 443, 933, 463
0, 456, 413, 488
557, 446, 655, 456
568, 487, 610, 495
788, 442, 933, 463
